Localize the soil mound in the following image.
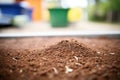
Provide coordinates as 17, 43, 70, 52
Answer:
41, 40, 96, 57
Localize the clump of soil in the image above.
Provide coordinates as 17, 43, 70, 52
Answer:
0, 38, 120, 80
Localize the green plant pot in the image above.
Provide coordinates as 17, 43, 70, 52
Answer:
48, 8, 69, 27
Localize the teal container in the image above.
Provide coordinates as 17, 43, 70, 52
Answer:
48, 8, 69, 27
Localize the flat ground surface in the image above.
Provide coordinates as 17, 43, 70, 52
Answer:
0, 21, 120, 33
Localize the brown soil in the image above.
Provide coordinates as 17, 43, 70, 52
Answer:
0, 37, 120, 80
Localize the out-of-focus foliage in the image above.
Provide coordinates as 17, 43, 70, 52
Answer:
88, 0, 120, 21
88, 0, 109, 21
108, 0, 120, 11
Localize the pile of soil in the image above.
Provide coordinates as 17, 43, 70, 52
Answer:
0, 37, 120, 80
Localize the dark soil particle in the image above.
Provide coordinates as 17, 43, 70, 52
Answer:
0, 37, 120, 80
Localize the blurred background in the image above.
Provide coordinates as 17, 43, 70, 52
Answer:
0, 0, 120, 35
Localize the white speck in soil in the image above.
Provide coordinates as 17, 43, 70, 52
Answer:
97, 52, 101, 54
65, 66, 73, 74
42, 57, 47, 61
75, 63, 82, 66
53, 67, 58, 74
109, 53, 115, 55
73, 56, 79, 62
19, 69, 23, 73
12, 57, 17, 61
